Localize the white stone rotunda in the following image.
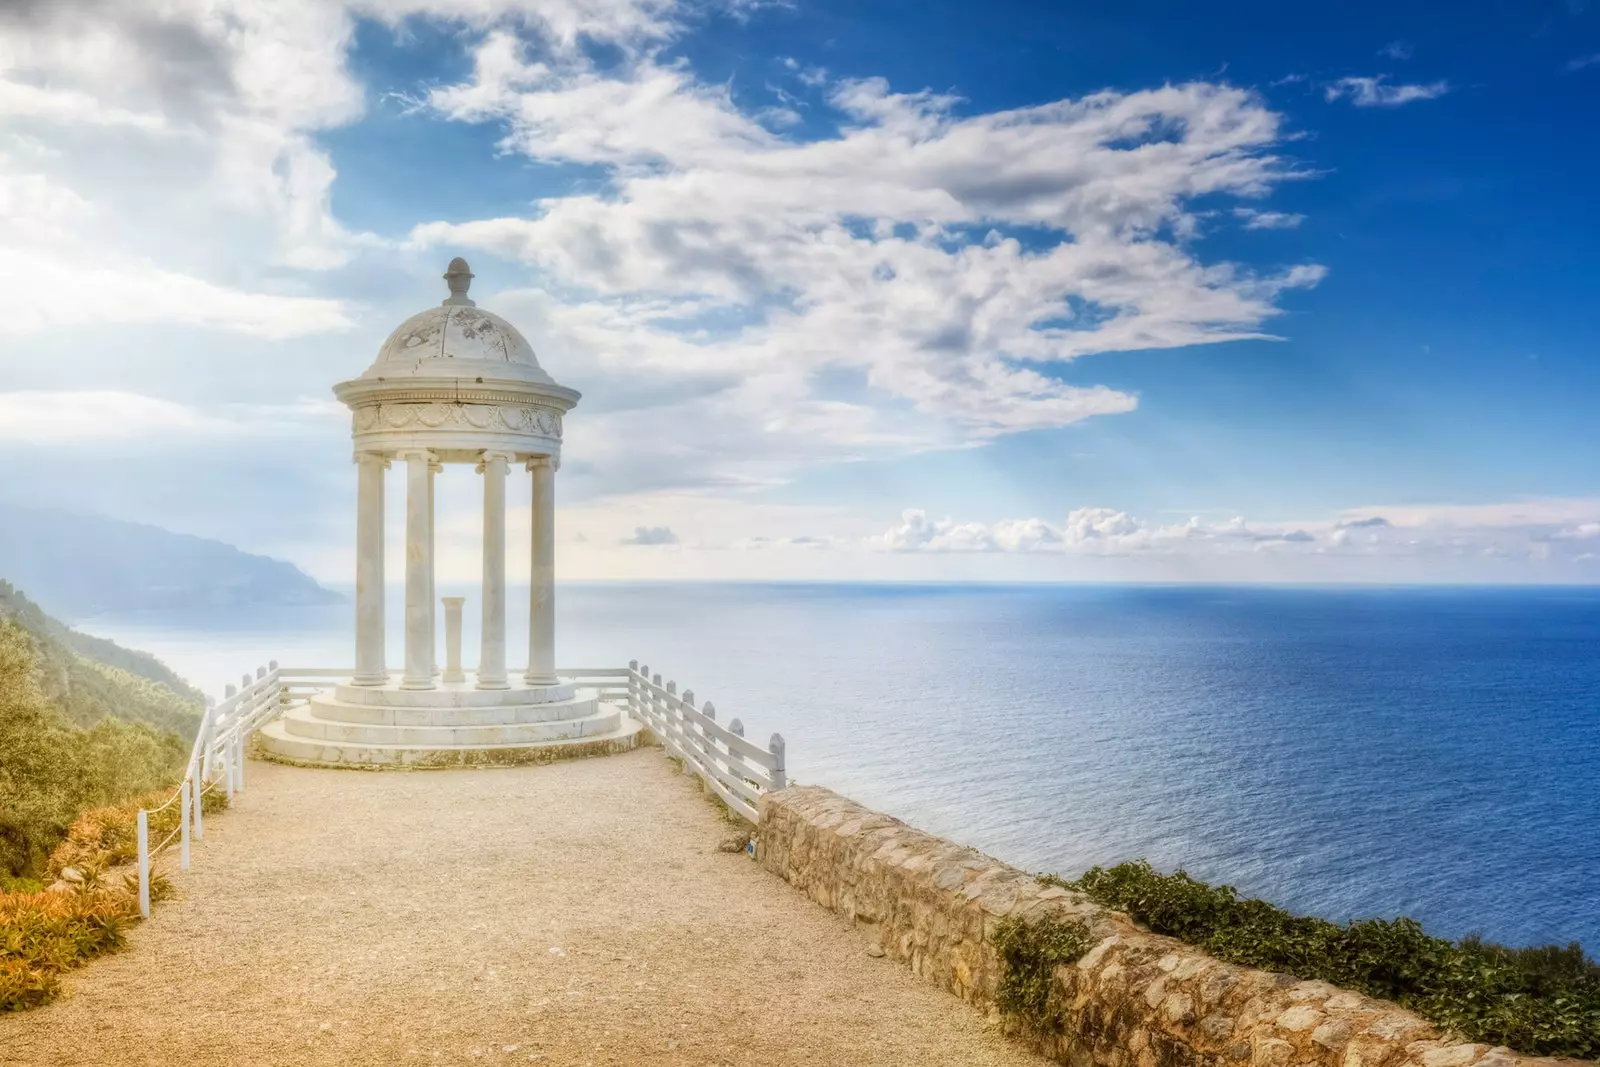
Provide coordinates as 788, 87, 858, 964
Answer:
259, 259, 644, 768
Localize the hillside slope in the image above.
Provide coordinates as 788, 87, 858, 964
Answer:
0, 581, 203, 736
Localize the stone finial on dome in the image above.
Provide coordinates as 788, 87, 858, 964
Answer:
442, 257, 475, 307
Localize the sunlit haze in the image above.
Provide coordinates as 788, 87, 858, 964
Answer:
2, 0, 1597, 583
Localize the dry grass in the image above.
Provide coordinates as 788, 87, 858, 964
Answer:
1, 788, 224, 1011
45, 788, 227, 880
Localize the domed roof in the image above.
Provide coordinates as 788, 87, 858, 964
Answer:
361, 258, 554, 386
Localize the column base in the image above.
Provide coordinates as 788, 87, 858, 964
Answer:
399, 678, 438, 691
442, 669, 466, 684
475, 677, 511, 691
523, 672, 559, 687
349, 672, 389, 687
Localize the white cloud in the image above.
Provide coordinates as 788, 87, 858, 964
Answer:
1565, 53, 1600, 72
867, 501, 1600, 569
0, 246, 355, 339
0, 78, 169, 130
1234, 207, 1305, 230
409, 22, 1324, 492
621, 524, 679, 545
0, 391, 344, 444
872, 510, 1061, 553
1378, 41, 1414, 61
1325, 76, 1449, 108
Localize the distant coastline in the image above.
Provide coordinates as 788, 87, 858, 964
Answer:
0, 502, 341, 621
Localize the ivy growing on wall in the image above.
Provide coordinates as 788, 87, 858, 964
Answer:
1051, 861, 1600, 1059
992, 913, 1096, 1033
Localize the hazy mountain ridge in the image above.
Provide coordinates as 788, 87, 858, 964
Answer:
0, 503, 341, 620
0, 580, 204, 736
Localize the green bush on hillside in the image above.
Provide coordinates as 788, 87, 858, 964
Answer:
0, 623, 187, 878
1054, 861, 1600, 1059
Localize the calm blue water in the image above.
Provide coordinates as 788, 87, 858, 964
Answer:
82, 583, 1600, 951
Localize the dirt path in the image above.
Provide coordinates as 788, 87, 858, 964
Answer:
1, 748, 1045, 1067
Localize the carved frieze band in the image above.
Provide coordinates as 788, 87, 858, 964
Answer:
352, 403, 562, 439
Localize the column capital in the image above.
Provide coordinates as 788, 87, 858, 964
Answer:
428, 457, 444, 474
394, 447, 435, 464
526, 454, 560, 473
353, 451, 391, 470
476, 449, 516, 474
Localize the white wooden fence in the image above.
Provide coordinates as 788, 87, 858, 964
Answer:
625, 660, 786, 823
134, 661, 788, 912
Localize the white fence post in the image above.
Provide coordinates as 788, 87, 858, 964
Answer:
665, 681, 684, 772
192, 762, 204, 841
696, 696, 715, 774
628, 660, 639, 720
209, 686, 234, 781
136, 809, 150, 919
180, 779, 191, 870
224, 734, 235, 801
639, 666, 650, 732
769, 733, 787, 790
651, 673, 663, 744
235, 731, 245, 792
682, 688, 696, 770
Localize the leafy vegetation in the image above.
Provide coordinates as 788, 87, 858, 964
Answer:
0, 583, 227, 1012
1054, 861, 1600, 1059
0, 580, 204, 734
1, 882, 134, 1011
0, 621, 196, 878
993, 913, 1096, 1033
0, 759, 224, 1011
0, 847, 181, 1012
44, 788, 227, 881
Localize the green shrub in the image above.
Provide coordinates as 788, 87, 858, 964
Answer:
1062, 861, 1600, 1059
993, 914, 1096, 1033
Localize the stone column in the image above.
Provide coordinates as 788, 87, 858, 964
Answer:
428, 456, 441, 677
525, 456, 557, 686
441, 596, 466, 684
476, 451, 512, 690
351, 451, 388, 686
399, 449, 436, 691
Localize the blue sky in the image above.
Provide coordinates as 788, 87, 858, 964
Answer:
0, 0, 1597, 582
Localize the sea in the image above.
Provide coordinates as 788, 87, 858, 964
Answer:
78, 582, 1600, 952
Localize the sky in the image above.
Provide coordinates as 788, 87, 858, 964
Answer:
0, 0, 1597, 585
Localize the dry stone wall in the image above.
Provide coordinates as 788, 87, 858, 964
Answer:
757, 786, 1586, 1067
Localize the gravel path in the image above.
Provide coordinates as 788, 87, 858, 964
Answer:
2, 748, 1046, 1067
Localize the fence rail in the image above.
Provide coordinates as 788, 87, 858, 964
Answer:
134, 661, 788, 912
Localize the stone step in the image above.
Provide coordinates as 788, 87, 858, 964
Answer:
256, 715, 647, 769
330, 680, 576, 709
306, 691, 599, 727
282, 701, 616, 746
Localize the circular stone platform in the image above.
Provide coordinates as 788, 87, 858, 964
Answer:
257, 677, 645, 769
